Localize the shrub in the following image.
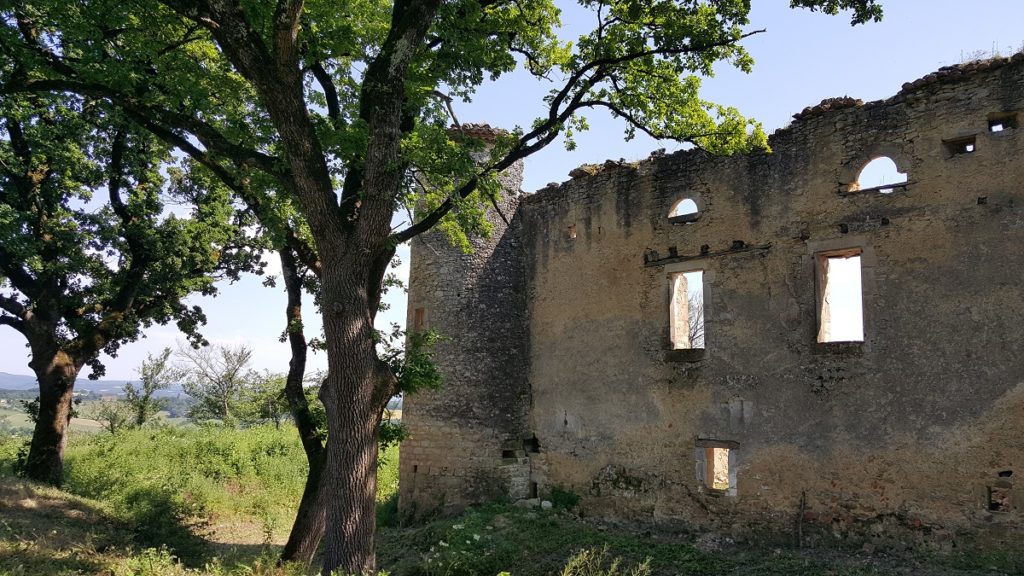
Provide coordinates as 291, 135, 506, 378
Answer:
550, 487, 581, 510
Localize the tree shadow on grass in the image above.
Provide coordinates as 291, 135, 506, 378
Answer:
0, 477, 270, 573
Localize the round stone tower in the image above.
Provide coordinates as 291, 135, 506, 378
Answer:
399, 124, 534, 513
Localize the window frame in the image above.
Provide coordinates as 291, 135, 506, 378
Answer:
815, 247, 864, 344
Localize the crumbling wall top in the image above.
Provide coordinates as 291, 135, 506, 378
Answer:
524, 52, 1024, 202
448, 122, 508, 142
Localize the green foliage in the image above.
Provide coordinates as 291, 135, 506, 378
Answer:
789, 0, 883, 25
0, 0, 882, 265
178, 343, 258, 425
86, 398, 134, 434
382, 329, 445, 396
377, 503, 936, 576
124, 347, 180, 427
559, 547, 650, 576
110, 546, 317, 576
19, 396, 39, 424
375, 443, 402, 528
236, 372, 290, 427
550, 487, 582, 510
0, 92, 262, 378
0, 434, 27, 475
63, 425, 308, 549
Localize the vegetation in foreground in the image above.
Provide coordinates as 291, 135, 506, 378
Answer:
2, 426, 1022, 576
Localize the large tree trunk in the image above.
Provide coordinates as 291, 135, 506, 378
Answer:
24, 350, 81, 486
319, 390, 383, 575
279, 248, 328, 564
317, 265, 394, 576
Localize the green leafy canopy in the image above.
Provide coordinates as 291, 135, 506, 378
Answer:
0, 0, 880, 252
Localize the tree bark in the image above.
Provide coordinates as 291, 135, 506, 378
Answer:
279, 247, 328, 564
319, 383, 383, 575
316, 261, 395, 575
24, 349, 82, 486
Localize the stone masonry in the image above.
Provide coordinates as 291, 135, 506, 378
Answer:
399, 55, 1024, 551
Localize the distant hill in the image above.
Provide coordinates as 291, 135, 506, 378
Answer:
0, 372, 184, 396
0, 373, 39, 391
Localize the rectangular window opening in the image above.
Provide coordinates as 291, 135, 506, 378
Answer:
695, 439, 737, 495
817, 249, 864, 343
988, 112, 1018, 133
670, 270, 705, 349
501, 449, 517, 459
944, 135, 977, 155
705, 447, 731, 491
988, 485, 1011, 511
413, 307, 426, 330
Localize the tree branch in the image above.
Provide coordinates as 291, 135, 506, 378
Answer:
273, 0, 305, 71
2, 78, 284, 179
107, 130, 130, 220
0, 293, 26, 318
0, 314, 26, 335
0, 245, 40, 299
309, 60, 341, 123
124, 110, 322, 276
393, 28, 766, 244
160, 0, 343, 246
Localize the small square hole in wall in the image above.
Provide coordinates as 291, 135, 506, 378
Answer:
944, 135, 976, 155
988, 112, 1018, 133
988, 485, 1011, 511
501, 449, 517, 459
568, 224, 577, 239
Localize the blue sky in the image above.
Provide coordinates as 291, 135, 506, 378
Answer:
3, 1, 1023, 380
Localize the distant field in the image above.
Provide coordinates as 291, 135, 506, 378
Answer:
0, 406, 31, 431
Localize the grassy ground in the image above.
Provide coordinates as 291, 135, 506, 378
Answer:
1, 427, 1021, 576
377, 503, 1022, 576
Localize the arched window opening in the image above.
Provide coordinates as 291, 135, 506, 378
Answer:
669, 198, 699, 222
855, 157, 907, 194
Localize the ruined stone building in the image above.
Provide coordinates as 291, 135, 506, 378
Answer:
398, 55, 1024, 549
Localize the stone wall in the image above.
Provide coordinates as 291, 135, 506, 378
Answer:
400, 55, 1024, 550
399, 157, 534, 513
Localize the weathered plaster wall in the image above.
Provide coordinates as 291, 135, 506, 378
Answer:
401, 56, 1024, 549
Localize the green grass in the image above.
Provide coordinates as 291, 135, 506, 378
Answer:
3, 425, 1019, 576
377, 503, 1021, 576
0, 423, 404, 575
63, 424, 310, 551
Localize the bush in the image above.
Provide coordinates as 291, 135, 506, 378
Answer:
550, 487, 581, 510
0, 435, 30, 477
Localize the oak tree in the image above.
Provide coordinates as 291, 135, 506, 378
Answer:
0, 89, 259, 484
0, 0, 881, 571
